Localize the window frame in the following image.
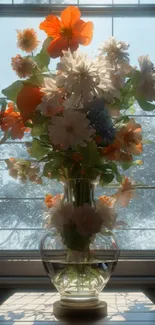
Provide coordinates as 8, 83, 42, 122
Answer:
0, 2, 155, 286
0, 3, 155, 17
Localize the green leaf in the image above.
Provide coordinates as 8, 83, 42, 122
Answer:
24, 75, 44, 87
34, 37, 52, 69
122, 161, 133, 170
131, 70, 141, 85
31, 138, 50, 160
2, 81, 23, 102
107, 162, 122, 183
98, 164, 115, 184
136, 98, 155, 111
116, 172, 123, 183
106, 162, 118, 173
31, 113, 48, 136
43, 161, 60, 179
115, 116, 129, 124
128, 105, 135, 115
78, 142, 100, 166
40, 134, 51, 144
31, 125, 46, 137
0, 98, 7, 112
100, 172, 114, 184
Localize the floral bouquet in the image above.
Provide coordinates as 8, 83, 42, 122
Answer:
0, 6, 154, 252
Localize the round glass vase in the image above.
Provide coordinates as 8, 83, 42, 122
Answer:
40, 179, 119, 309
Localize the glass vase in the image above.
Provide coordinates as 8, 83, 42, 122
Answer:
40, 179, 119, 309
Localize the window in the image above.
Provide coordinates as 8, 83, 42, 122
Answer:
0, 1, 155, 284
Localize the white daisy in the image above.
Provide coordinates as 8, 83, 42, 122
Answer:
136, 55, 155, 101
56, 50, 101, 106
48, 110, 95, 150
37, 78, 63, 116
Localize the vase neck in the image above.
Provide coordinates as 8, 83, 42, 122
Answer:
64, 179, 95, 207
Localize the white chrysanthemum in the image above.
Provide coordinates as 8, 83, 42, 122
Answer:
137, 55, 155, 101
37, 78, 63, 116
56, 50, 101, 106
96, 57, 122, 99
96, 58, 115, 94
98, 47, 130, 99
48, 111, 95, 150
99, 37, 129, 66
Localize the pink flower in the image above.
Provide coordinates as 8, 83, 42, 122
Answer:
74, 203, 102, 237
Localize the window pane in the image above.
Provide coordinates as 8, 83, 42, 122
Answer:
140, 0, 155, 3
14, 0, 77, 3
0, 189, 155, 249
1, 15, 155, 251
0, 17, 112, 95
114, 17, 155, 64
114, 17, 155, 115
80, 0, 112, 4
114, 0, 138, 3
0, 0, 12, 3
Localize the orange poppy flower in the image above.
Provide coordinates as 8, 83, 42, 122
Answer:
0, 102, 29, 139
101, 141, 133, 163
17, 84, 43, 120
116, 118, 143, 155
40, 6, 93, 58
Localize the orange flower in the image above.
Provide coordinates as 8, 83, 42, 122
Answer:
17, 28, 39, 53
101, 141, 132, 163
114, 177, 135, 207
45, 194, 53, 208
0, 102, 29, 139
116, 118, 143, 155
40, 6, 93, 58
17, 84, 43, 120
45, 194, 63, 208
99, 195, 116, 207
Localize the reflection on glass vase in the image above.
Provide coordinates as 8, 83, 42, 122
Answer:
40, 179, 119, 312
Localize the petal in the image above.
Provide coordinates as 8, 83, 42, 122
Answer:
48, 37, 70, 58
69, 40, 79, 52
73, 20, 93, 45
40, 15, 61, 38
61, 6, 81, 27
17, 85, 43, 120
